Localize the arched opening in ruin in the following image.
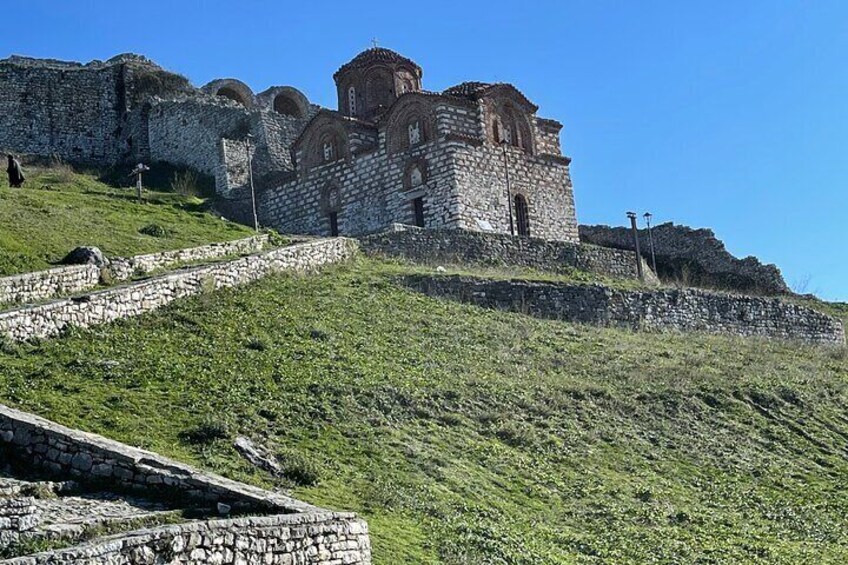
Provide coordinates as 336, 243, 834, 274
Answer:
514, 194, 530, 236
274, 94, 303, 118
216, 87, 250, 106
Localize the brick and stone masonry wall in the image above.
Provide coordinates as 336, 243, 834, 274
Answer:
0, 238, 357, 341
402, 275, 845, 346
360, 227, 660, 284
0, 404, 372, 564
0, 235, 268, 307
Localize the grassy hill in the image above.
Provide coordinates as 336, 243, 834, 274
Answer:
0, 165, 252, 276
0, 257, 846, 564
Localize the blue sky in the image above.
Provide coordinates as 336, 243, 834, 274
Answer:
7, 1, 847, 300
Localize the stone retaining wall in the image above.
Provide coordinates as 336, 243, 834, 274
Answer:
0, 404, 371, 564
0, 238, 357, 341
3, 511, 370, 565
0, 235, 268, 307
109, 234, 268, 281
402, 275, 845, 345
361, 226, 660, 284
0, 266, 101, 307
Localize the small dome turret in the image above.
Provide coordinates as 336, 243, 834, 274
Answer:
334, 47, 423, 120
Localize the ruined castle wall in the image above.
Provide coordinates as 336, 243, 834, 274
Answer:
579, 223, 791, 295
360, 227, 658, 283
402, 275, 845, 345
0, 238, 357, 341
0, 59, 125, 164
146, 97, 251, 178
451, 143, 578, 242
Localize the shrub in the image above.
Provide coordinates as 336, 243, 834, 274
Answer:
276, 448, 321, 486
139, 223, 167, 238
48, 154, 75, 184
180, 419, 230, 445
245, 337, 268, 351
171, 170, 200, 197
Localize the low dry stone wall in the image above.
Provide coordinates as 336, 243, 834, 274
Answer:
0, 235, 268, 307
109, 234, 268, 281
0, 238, 357, 341
0, 404, 371, 564
3, 511, 370, 565
360, 226, 660, 284
0, 266, 100, 307
402, 275, 845, 345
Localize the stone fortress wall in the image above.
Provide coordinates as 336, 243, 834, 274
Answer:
0, 404, 371, 564
580, 223, 791, 295
0, 54, 317, 196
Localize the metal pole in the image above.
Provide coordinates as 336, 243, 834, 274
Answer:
502, 143, 515, 236
246, 135, 258, 232
627, 211, 644, 281
643, 212, 657, 275
136, 173, 142, 204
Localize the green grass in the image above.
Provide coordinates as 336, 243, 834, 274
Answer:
0, 167, 252, 276
0, 257, 846, 563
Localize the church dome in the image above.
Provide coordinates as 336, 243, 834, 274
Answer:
333, 47, 421, 81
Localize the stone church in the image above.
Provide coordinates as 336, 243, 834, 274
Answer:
0, 47, 578, 242
259, 48, 578, 242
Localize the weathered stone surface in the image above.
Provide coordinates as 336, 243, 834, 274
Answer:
0, 237, 356, 341
61, 247, 108, 268
360, 226, 659, 284
0, 404, 372, 564
402, 275, 845, 346
579, 223, 791, 295
0, 236, 269, 308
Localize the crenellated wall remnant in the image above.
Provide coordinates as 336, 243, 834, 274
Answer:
579, 223, 791, 295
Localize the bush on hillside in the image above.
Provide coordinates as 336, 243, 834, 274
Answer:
139, 223, 167, 238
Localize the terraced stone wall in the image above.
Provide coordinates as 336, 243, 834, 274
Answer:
360, 227, 659, 283
0, 404, 371, 564
402, 275, 845, 345
0, 235, 268, 307
0, 238, 357, 341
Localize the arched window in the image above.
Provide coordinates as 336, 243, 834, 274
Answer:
322, 141, 335, 162
366, 73, 392, 111
409, 164, 423, 188
348, 86, 357, 116
493, 120, 502, 144
514, 194, 530, 236
408, 120, 422, 146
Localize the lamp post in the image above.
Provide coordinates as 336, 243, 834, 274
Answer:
643, 212, 657, 275
501, 141, 515, 236
627, 211, 644, 281
245, 134, 259, 232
